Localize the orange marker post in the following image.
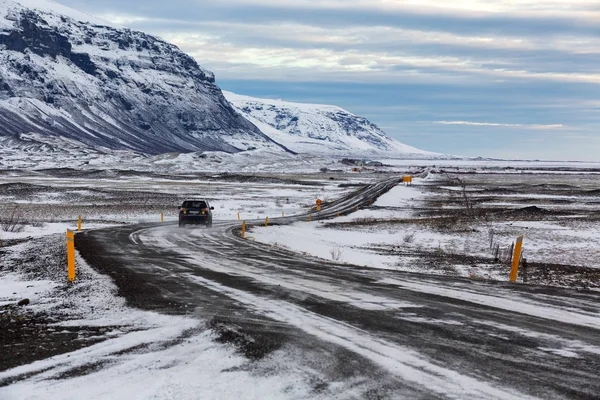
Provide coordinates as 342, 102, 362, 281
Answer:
265, 216, 269, 227
241, 221, 246, 238
66, 229, 75, 282
509, 235, 524, 282
77, 215, 82, 231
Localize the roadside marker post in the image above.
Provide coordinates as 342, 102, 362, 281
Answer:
308, 214, 312, 221
161, 212, 164, 222
315, 199, 322, 213
265, 216, 269, 227
337, 212, 340, 217
509, 235, 524, 282
282, 210, 284, 217
66, 229, 75, 282
77, 215, 82, 231
241, 221, 246, 238
237, 213, 240, 221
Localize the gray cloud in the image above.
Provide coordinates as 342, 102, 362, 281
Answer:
51, 0, 600, 160
63, 0, 600, 37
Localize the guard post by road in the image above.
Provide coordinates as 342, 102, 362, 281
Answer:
66, 229, 76, 282
316, 198, 322, 212
509, 235, 524, 282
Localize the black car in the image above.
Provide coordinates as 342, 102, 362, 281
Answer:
179, 200, 214, 228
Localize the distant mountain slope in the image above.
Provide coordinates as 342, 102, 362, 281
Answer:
0, 0, 287, 154
224, 91, 437, 157
0, 132, 146, 168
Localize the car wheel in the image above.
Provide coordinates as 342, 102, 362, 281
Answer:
207, 222, 212, 228
179, 221, 185, 228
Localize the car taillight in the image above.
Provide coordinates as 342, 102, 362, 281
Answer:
204, 208, 209, 212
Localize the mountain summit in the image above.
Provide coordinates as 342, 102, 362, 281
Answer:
224, 91, 434, 157
0, 0, 286, 154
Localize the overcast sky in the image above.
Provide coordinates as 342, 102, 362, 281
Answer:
57, 0, 599, 160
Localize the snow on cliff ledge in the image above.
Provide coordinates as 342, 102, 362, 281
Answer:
224, 91, 439, 157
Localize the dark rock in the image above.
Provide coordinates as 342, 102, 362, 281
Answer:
17, 298, 30, 306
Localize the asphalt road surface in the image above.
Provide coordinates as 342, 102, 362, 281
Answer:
76, 177, 600, 399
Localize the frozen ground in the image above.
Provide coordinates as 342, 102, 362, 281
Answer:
0, 236, 328, 400
251, 169, 600, 288
0, 169, 367, 398
2, 160, 600, 398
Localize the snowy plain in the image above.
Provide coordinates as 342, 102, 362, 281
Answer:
2, 157, 600, 399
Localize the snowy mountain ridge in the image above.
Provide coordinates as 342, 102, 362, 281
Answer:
224, 91, 437, 157
0, 0, 442, 161
0, 0, 286, 155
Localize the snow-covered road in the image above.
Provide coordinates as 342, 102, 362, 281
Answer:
62, 177, 600, 399
3, 176, 599, 399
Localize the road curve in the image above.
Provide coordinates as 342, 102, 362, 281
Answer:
76, 177, 600, 399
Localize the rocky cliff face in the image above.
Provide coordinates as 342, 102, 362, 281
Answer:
0, 0, 285, 154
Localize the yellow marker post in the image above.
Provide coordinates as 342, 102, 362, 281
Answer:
241, 221, 246, 238
509, 235, 524, 282
265, 216, 269, 227
356, 206, 359, 211
66, 229, 75, 282
308, 214, 312, 221
77, 215, 82, 232
337, 212, 340, 217
161, 212, 164, 222
237, 213, 240, 221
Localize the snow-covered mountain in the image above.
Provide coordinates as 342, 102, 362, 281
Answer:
224, 91, 436, 157
0, 0, 287, 155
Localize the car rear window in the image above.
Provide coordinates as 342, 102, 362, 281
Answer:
183, 201, 207, 209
